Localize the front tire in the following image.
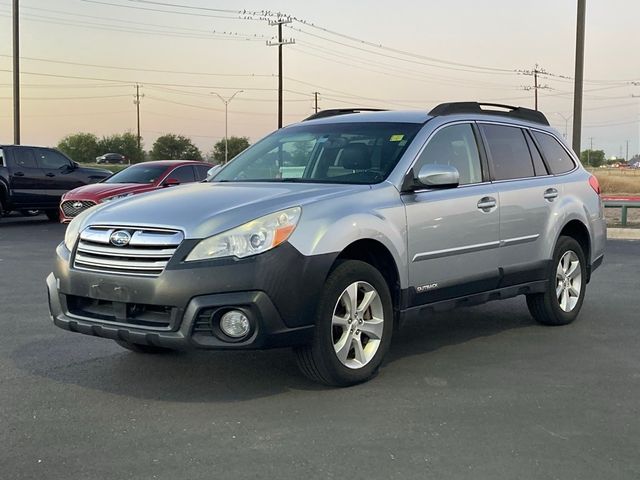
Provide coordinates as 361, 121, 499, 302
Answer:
526, 236, 587, 326
295, 260, 394, 387
115, 340, 174, 354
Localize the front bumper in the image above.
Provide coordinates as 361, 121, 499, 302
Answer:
47, 241, 336, 350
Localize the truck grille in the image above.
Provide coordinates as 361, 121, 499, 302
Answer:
61, 200, 96, 218
73, 226, 184, 277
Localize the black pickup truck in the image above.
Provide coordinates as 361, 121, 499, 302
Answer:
0, 145, 111, 221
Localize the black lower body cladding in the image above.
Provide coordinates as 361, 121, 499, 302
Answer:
48, 241, 338, 349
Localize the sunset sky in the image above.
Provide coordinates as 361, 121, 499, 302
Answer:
1, 0, 639, 157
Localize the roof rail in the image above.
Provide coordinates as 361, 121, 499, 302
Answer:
303, 108, 387, 121
429, 102, 550, 126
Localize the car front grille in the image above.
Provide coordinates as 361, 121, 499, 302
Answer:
73, 226, 184, 277
61, 200, 96, 218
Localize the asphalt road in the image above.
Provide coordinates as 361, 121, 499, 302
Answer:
1, 215, 639, 480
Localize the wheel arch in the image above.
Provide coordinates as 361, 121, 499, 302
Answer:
556, 218, 592, 281
332, 239, 403, 316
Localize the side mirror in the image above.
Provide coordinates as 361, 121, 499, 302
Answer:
162, 177, 180, 187
414, 164, 459, 189
73, 161, 79, 169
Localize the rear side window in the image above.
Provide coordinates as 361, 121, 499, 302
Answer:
481, 124, 534, 180
0, 148, 4, 167
415, 123, 482, 185
13, 148, 38, 169
524, 131, 548, 176
170, 165, 196, 183
532, 131, 575, 174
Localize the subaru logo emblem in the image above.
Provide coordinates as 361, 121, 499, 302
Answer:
110, 230, 131, 247
72, 201, 83, 209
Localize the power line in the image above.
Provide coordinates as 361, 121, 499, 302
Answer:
0, 54, 275, 78
518, 64, 551, 110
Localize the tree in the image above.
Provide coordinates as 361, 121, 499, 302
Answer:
57, 133, 101, 163
580, 149, 605, 168
150, 134, 202, 161
98, 132, 145, 164
211, 136, 250, 164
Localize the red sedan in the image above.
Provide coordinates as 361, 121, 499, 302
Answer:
59, 160, 212, 223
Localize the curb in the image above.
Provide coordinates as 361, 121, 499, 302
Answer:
607, 228, 640, 240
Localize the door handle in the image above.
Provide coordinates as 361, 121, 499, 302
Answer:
477, 196, 497, 211
543, 188, 559, 201
13, 171, 24, 177
45, 172, 55, 177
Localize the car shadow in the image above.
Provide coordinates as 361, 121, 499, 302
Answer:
12, 299, 535, 403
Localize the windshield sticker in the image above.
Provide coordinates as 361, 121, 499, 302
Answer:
389, 134, 405, 142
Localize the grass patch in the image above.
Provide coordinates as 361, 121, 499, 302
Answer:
591, 169, 640, 195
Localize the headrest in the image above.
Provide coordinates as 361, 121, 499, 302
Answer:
340, 143, 371, 170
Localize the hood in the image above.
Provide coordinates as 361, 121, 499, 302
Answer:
77, 166, 112, 176
64, 183, 154, 200
79, 182, 369, 238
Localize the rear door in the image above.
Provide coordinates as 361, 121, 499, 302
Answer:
479, 123, 558, 285
6, 147, 47, 206
403, 122, 501, 306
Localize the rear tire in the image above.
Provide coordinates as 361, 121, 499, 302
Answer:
526, 236, 587, 326
45, 209, 60, 222
295, 260, 394, 387
115, 340, 174, 354
20, 209, 40, 217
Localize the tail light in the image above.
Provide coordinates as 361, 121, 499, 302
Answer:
588, 175, 600, 195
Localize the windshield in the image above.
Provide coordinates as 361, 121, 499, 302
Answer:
104, 164, 167, 184
213, 122, 421, 184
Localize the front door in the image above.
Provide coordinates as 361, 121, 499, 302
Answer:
403, 123, 500, 306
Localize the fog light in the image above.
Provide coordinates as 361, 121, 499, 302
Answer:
219, 310, 250, 338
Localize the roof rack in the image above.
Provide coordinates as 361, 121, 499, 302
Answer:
429, 102, 549, 126
303, 108, 387, 121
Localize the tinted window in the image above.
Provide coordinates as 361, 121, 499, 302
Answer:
169, 165, 196, 183
215, 122, 421, 185
194, 165, 210, 181
104, 164, 167, 184
481, 125, 534, 180
414, 123, 482, 185
13, 148, 38, 169
0, 148, 4, 167
532, 131, 575, 174
524, 131, 548, 176
36, 149, 71, 170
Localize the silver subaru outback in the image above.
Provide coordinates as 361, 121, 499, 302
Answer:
47, 102, 606, 386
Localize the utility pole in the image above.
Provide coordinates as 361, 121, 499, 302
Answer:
572, 0, 586, 156
520, 64, 549, 111
267, 17, 295, 129
313, 91, 320, 113
12, 0, 20, 144
133, 84, 144, 159
212, 90, 243, 164
626, 140, 629, 162
587, 136, 594, 167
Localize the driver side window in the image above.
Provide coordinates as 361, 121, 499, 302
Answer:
35, 149, 72, 170
415, 124, 482, 185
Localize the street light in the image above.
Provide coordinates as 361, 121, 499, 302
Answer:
554, 112, 573, 140
211, 90, 243, 164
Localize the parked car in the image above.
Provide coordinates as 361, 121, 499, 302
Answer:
0, 145, 111, 221
59, 160, 212, 223
48, 103, 606, 386
96, 153, 126, 165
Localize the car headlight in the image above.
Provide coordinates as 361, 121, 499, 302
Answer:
102, 193, 134, 203
64, 216, 83, 251
185, 207, 301, 261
